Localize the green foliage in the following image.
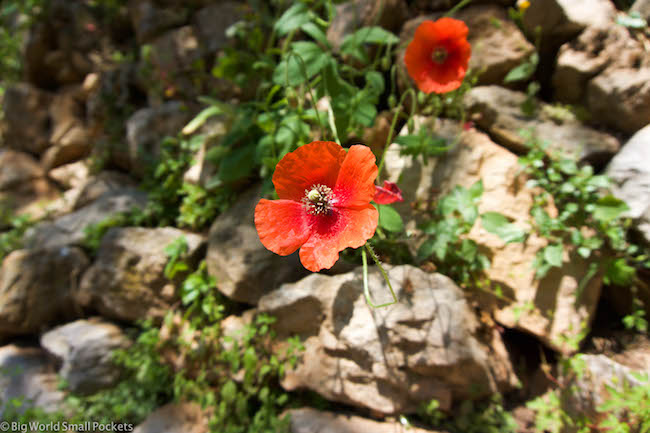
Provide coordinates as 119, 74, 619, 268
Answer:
418, 181, 492, 286
0, 0, 44, 86
518, 131, 649, 331
0, 208, 32, 261
82, 212, 132, 254
418, 395, 517, 433
597, 372, 650, 432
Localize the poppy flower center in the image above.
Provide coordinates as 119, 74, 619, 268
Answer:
431, 47, 448, 64
303, 184, 334, 215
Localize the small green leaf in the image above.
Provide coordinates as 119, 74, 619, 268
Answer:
481, 212, 526, 243
593, 195, 629, 223
377, 204, 404, 232
604, 258, 636, 286
182, 105, 222, 135
301, 21, 329, 46
543, 243, 564, 268
275, 3, 312, 35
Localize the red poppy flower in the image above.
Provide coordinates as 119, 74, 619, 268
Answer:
255, 141, 379, 272
404, 17, 471, 94
374, 181, 403, 205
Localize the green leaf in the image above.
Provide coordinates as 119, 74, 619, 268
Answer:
543, 243, 564, 268
592, 195, 629, 224
503, 53, 538, 83
377, 204, 403, 232
273, 42, 330, 86
604, 258, 636, 286
340, 26, 399, 62
418, 238, 436, 259
481, 212, 526, 243
216, 143, 257, 183
365, 70, 385, 95
275, 3, 312, 35
182, 105, 222, 135
351, 102, 376, 127
300, 21, 329, 46
616, 11, 647, 29
440, 184, 480, 224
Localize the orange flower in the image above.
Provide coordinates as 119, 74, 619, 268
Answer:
255, 141, 379, 272
404, 17, 471, 94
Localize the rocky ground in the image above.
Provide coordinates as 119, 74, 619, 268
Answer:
0, 0, 649, 432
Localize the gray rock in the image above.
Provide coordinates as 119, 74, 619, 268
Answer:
0, 247, 89, 337
125, 101, 194, 176
327, 0, 408, 51
206, 186, 309, 305
0, 345, 64, 415
287, 407, 448, 433
464, 85, 620, 164
258, 265, 519, 414
193, 2, 243, 55
77, 227, 205, 322
1, 83, 53, 155
48, 160, 90, 190
40, 318, 129, 395
26, 189, 148, 249
133, 402, 209, 433
606, 124, 650, 244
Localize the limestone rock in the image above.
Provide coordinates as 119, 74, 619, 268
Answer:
0, 345, 64, 415
128, 0, 187, 43
26, 189, 148, 249
561, 353, 649, 425
587, 67, 650, 135
0, 247, 89, 337
125, 101, 194, 176
606, 124, 650, 245
258, 265, 519, 414
631, 0, 650, 22
464, 86, 620, 164
1, 83, 53, 155
553, 26, 635, 104
398, 6, 535, 87
40, 318, 129, 395
150, 26, 202, 98
48, 160, 91, 190
523, 0, 615, 43
0, 150, 45, 190
327, 0, 408, 51
384, 118, 604, 354
193, 2, 243, 55
46, 171, 138, 217
133, 402, 209, 433
42, 86, 92, 170
287, 407, 448, 433
206, 186, 309, 305
78, 227, 205, 322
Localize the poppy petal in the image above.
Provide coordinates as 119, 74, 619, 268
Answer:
299, 204, 378, 272
255, 199, 311, 255
273, 141, 346, 202
374, 181, 404, 204
333, 145, 378, 208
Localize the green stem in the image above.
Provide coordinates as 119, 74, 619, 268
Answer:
445, 0, 473, 16
376, 88, 417, 180
286, 52, 326, 141
362, 244, 398, 308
